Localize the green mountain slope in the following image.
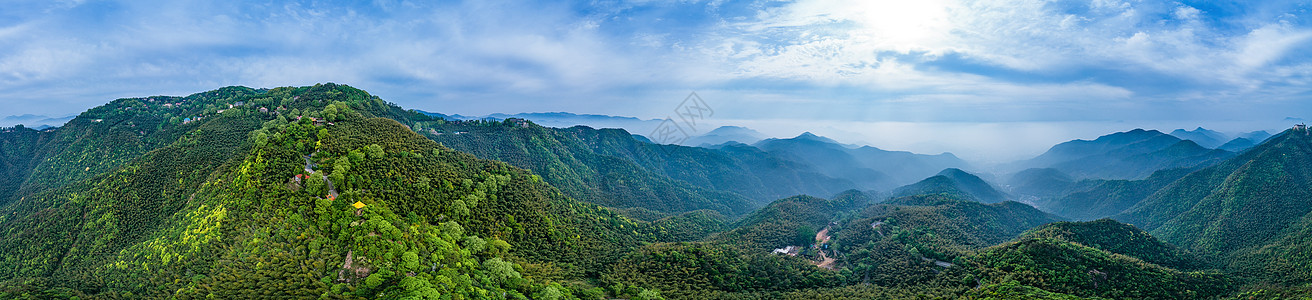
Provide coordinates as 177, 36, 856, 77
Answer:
837, 194, 1060, 260
891, 168, 1008, 203
710, 190, 871, 252
753, 132, 967, 190
1007, 168, 1076, 199
1017, 129, 1233, 179
1114, 128, 1312, 280
0, 84, 662, 299
1018, 219, 1206, 270
0, 126, 55, 204
1034, 167, 1194, 220
967, 235, 1228, 299
422, 120, 855, 218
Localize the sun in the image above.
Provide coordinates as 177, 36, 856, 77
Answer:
847, 0, 954, 49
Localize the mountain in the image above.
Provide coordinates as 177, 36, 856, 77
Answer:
0, 84, 667, 299
891, 168, 1008, 203
421, 120, 855, 218
1218, 137, 1256, 152
1034, 167, 1194, 221
1017, 219, 1207, 270
0, 126, 56, 204
10, 83, 1312, 299
1114, 127, 1312, 281
1240, 130, 1273, 142
753, 132, 968, 190
1169, 127, 1228, 148
419, 110, 665, 136
0, 114, 75, 128
684, 126, 766, 146
710, 191, 871, 252
967, 224, 1229, 299
830, 193, 1060, 290
1006, 168, 1075, 199
1015, 129, 1233, 179
842, 194, 1060, 253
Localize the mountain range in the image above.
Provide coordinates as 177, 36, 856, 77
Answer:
0, 114, 75, 128
1011, 128, 1235, 180
4, 84, 1312, 299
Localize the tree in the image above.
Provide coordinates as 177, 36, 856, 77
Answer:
483, 258, 520, 283
366, 144, 385, 159
306, 173, 326, 196
401, 251, 421, 273
637, 289, 664, 300
795, 225, 817, 246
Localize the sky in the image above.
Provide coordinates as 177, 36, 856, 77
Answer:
2, 0, 1311, 162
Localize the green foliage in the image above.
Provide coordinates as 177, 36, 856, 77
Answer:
1019, 219, 1208, 270
967, 237, 1229, 299
711, 195, 851, 252
7, 83, 1310, 299
602, 242, 845, 299
0, 84, 657, 299
421, 118, 863, 217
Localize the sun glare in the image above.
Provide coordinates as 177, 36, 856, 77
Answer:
848, 0, 953, 50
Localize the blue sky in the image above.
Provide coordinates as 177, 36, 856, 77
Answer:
2, 0, 1311, 161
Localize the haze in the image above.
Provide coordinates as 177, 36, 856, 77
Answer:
2, 0, 1310, 163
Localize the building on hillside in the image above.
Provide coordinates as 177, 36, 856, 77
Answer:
1296, 123, 1307, 131
505, 118, 530, 128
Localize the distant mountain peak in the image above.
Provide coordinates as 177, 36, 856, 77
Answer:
792, 132, 840, 144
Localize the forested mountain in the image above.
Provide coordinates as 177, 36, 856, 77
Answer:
419, 111, 664, 136
1014, 129, 1233, 179
1006, 168, 1076, 199
7, 84, 1312, 299
891, 168, 1009, 203
1020, 220, 1208, 270
1114, 128, 1312, 281
0, 126, 54, 203
1027, 167, 1194, 220
1218, 137, 1257, 152
1169, 127, 1228, 148
753, 132, 968, 190
0, 84, 665, 299
968, 222, 1229, 299
421, 119, 854, 218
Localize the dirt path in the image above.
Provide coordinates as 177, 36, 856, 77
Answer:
814, 226, 837, 270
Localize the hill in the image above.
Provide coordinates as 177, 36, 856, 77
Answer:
1218, 137, 1256, 152
709, 191, 870, 252
0, 84, 664, 299
891, 169, 1008, 203
419, 111, 664, 135
822, 193, 1059, 290
967, 235, 1228, 299
1033, 167, 1194, 220
1169, 127, 1228, 148
421, 120, 855, 218
1017, 219, 1206, 270
1114, 127, 1312, 281
1006, 168, 1075, 199
0, 126, 55, 204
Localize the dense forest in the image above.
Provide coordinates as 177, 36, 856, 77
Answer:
3, 83, 1312, 299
